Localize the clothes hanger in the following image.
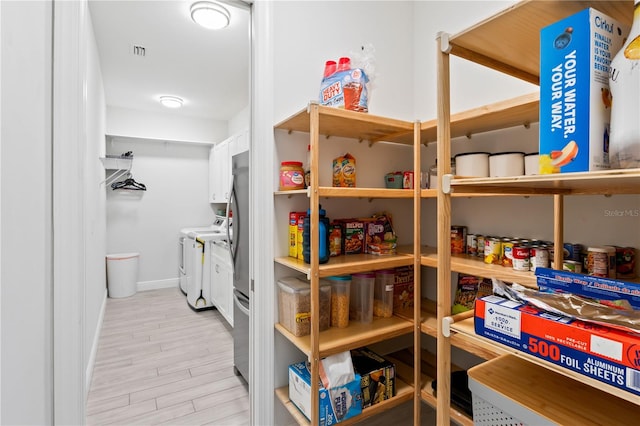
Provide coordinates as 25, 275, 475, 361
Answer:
111, 173, 147, 191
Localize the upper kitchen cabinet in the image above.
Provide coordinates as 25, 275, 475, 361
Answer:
209, 129, 249, 204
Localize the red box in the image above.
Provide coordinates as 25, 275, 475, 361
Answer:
475, 294, 640, 397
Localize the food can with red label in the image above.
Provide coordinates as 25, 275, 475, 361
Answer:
484, 238, 502, 265
530, 246, 549, 272
587, 246, 616, 278
466, 234, 477, 256
512, 245, 530, 271
451, 226, 467, 254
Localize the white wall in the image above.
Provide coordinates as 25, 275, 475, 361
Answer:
229, 104, 250, 135
106, 139, 214, 289
107, 106, 228, 144
0, 1, 53, 423
84, 11, 108, 393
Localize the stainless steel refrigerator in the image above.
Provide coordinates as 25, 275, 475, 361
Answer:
228, 150, 250, 383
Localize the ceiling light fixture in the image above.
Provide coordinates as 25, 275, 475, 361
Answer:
159, 96, 184, 109
190, 1, 230, 30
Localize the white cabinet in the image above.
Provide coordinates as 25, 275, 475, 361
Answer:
210, 240, 233, 326
208, 128, 249, 203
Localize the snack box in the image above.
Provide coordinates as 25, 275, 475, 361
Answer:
290, 212, 306, 258
535, 267, 640, 310
393, 265, 414, 311
339, 219, 364, 255
351, 347, 395, 407
288, 362, 362, 425
539, 8, 629, 174
362, 219, 385, 254
475, 294, 640, 397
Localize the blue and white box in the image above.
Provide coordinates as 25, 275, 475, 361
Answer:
539, 8, 628, 174
288, 362, 362, 425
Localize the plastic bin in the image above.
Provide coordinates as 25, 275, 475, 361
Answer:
374, 269, 394, 318
106, 253, 139, 298
350, 272, 374, 323
277, 276, 331, 336
324, 275, 351, 328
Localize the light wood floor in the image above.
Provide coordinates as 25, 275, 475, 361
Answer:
86, 287, 249, 425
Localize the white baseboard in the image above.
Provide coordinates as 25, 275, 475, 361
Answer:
137, 278, 179, 292
85, 288, 107, 399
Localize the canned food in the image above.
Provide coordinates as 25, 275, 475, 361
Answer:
484, 238, 502, 265
476, 235, 485, 257
501, 241, 514, 267
587, 246, 616, 278
563, 243, 583, 262
512, 245, 530, 271
563, 260, 582, 273
530, 246, 549, 272
616, 246, 636, 279
466, 234, 478, 256
451, 226, 467, 254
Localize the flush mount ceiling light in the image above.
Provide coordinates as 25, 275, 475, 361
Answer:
159, 96, 183, 108
190, 1, 230, 30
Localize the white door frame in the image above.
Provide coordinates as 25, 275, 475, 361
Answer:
52, 0, 87, 423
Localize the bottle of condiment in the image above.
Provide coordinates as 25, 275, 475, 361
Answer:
302, 205, 330, 264
609, 0, 640, 169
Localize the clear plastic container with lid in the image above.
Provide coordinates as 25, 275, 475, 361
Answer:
350, 272, 375, 323
324, 275, 351, 328
374, 270, 395, 318
277, 276, 331, 337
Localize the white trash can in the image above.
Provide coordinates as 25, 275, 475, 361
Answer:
106, 253, 139, 298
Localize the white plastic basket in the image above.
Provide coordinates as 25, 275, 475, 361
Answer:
471, 393, 524, 426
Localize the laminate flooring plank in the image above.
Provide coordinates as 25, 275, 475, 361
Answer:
86, 288, 249, 425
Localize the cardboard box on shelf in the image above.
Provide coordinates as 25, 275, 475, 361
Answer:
539, 8, 629, 174
393, 265, 414, 312
288, 362, 362, 425
351, 348, 396, 407
289, 212, 306, 258
475, 294, 640, 397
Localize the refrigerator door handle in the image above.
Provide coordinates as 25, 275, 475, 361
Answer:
226, 174, 238, 267
233, 289, 250, 316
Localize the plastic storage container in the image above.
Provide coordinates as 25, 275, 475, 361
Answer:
350, 272, 375, 323
455, 152, 490, 177
374, 270, 395, 318
489, 152, 525, 177
524, 152, 539, 175
324, 275, 351, 328
303, 206, 330, 264
277, 276, 331, 337
106, 253, 139, 298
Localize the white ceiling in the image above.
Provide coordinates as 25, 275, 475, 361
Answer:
88, 0, 250, 121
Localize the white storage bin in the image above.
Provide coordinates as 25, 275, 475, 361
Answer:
106, 253, 139, 298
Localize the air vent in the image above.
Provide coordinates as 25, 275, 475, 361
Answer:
132, 45, 146, 57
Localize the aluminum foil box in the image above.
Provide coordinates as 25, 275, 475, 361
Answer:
539, 8, 628, 173
475, 295, 640, 397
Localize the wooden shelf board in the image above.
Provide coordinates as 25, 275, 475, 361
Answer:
469, 354, 640, 424
419, 246, 538, 288
451, 168, 640, 196
274, 102, 413, 145
275, 316, 413, 359
419, 92, 539, 144
447, 0, 633, 84
274, 253, 413, 278
318, 187, 414, 198
388, 349, 473, 426
275, 377, 414, 426
274, 189, 308, 197
395, 298, 438, 337
453, 317, 640, 406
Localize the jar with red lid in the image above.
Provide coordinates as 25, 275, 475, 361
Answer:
279, 161, 305, 191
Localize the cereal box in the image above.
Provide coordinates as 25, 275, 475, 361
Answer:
539, 8, 629, 173
475, 294, 640, 397
452, 274, 492, 314
333, 153, 356, 187
341, 220, 364, 255
289, 212, 306, 258
393, 265, 414, 311
297, 215, 305, 260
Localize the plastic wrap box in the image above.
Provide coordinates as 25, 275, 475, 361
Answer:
536, 267, 640, 309
539, 8, 628, 173
288, 362, 362, 425
351, 348, 395, 407
475, 294, 640, 397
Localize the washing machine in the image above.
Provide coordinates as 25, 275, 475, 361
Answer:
178, 216, 228, 294
186, 231, 227, 311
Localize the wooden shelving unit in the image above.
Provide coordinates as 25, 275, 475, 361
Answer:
273, 103, 423, 425
434, 1, 639, 424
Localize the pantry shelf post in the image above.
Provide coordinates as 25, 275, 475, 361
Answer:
413, 120, 422, 425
